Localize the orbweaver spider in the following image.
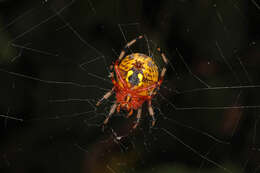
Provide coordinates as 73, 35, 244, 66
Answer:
96, 36, 168, 129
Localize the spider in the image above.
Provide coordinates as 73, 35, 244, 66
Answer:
96, 35, 168, 129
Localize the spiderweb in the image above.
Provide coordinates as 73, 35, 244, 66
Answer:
0, 0, 260, 172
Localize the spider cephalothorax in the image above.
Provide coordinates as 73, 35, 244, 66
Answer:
97, 36, 168, 129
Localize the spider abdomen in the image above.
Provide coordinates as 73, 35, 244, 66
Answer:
117, 53, 159, 97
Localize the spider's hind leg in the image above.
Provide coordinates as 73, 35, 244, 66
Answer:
103, 103, 117, 126
157, 48, 168, 87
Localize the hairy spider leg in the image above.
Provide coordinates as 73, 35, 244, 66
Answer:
103, 103, 117, 126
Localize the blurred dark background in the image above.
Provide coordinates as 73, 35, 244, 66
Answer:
0, 0, 260, 172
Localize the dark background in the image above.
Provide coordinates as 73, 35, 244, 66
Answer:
0, 0, 260, 172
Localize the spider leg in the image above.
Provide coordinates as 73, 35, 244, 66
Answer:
148, 100, 156, 127
118, 35, 143, 61
133, 107, 142, 129
103, 103, 117, 125
96, 71, 118, 106
157, 48, 168, 87
96, 87, 115, 106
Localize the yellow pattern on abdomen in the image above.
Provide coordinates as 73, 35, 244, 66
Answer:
117, 53, 159, 96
